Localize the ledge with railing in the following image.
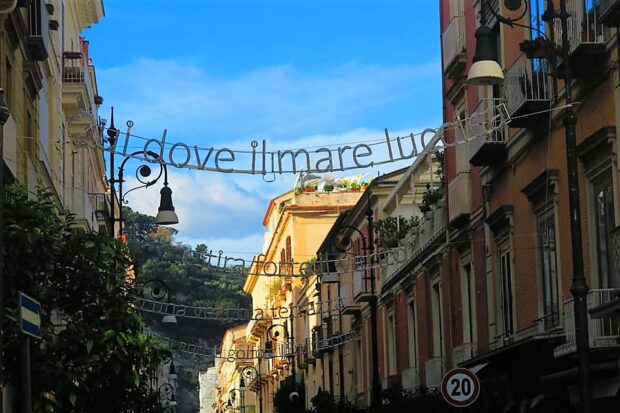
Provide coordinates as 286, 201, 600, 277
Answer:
424, 357, 445, 389
553, 0, 606, 78
504, 54, 550, 127
554, 288, 620, 357
62, 51, 96, 111
468, 99, 509, 167
442, 14, 466, 78
381, 202, 446, 291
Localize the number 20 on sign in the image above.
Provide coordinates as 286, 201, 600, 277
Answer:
440, 368, 480, 408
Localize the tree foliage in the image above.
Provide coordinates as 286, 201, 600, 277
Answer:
124, 208, 251, 311
2, 185, 166, 412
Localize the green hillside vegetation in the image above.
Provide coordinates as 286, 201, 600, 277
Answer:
124, 207, 251, 311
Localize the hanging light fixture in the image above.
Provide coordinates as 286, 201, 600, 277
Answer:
467, 22, 504, 85
161, 313, 178, 325
168, 360, 178, 381
155, 182, 179, 225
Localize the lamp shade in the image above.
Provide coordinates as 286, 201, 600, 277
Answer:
263, 343, 273, 360
467, 24, 504, 85
168, 361, 178, 381
155, 185, 179, 225
161, 314, 178, 324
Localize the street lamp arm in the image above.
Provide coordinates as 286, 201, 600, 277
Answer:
332, 225, 367, 254
483, 0, 528, 27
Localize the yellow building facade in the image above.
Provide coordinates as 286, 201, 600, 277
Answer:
1, 0, 109, 233
244, 187, 362, 413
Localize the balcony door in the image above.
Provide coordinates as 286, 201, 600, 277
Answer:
592, 169, 618, 289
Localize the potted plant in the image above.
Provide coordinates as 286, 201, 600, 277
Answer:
304, 185, 317, 193
349, 182, 361, 192
323, 183, 334, 192
519, 37, 549, 59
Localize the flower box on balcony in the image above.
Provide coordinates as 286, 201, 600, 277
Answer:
519, 38, 550, 59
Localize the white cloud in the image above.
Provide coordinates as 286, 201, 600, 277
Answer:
120, 125, 438, 256
104, 59, 442, 255
97, 59, 440, 142
123, 170, 268, 242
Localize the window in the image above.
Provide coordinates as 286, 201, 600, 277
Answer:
498, 243, 514, 338
5, 61, 13, 110
431, 278, 443, 357
386, 313, 397, 375
537, 209, 560, 328
592, 170, 617, 288
461, 262, 476, 344
407, 301, 417, 369
530, 0, 546, 39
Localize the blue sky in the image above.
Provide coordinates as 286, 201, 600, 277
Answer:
86, 0, 442, 259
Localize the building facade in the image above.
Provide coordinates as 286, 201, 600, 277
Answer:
244, 185, 363, 413
1, 0, 110, 234
217, 1, 620, 412
437, 0, 620, 411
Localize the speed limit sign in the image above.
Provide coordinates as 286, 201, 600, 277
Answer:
440, 368, 480, 407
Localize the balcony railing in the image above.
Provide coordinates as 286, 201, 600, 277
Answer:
504, 54, 550, 127
424, 357, 444, 389
468, 99, 509, 167
94, 193, 110, 221
558, 0, 605, 53
63, 51, 97, 116
599, 0, 620, 26
340, 282, 360, 315
554, 289, 620, 357
442, 15, 466, 78
554, 0, 606, 77
26, 0, 50, 60
401, 367, 418, 391
353, 267, 372, 302
381, 202, 446, 289
448, 172, 470, 227
452, 342, 475, 367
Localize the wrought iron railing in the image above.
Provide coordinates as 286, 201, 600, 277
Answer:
554, 0, 605, 53
554, 288, 620, 357
424, 357, 444, 389
467, 99, 509, 162
505, 54, 550, 116
442, 15, 465, 72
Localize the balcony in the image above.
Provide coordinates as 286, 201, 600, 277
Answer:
448, 172, 470, 227
424, 357, 445, 389
452, 342, 475, 367
340, 283, 360, 316
554, 289, 620, 357
554, 0, 606, 78
26, 0, 50, 61
296, 344, 308, 369
94, 193, 110, 222
353, 268, 373, 302
307, 337, 317, 364
401, 367, 418, 391
600, 0, 620, 27
69, 187, 96, 231
468, 99, 509, 167
382, 203, 446, 289
442, 15, 466, 79
504, 54, 550, 128
62, 52, 96, 119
